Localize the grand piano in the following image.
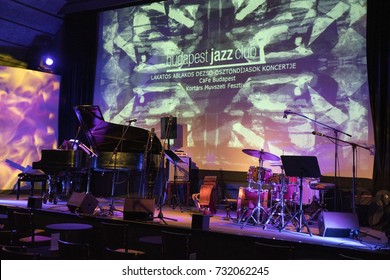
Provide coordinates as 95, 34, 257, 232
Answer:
33, 105, 162, 198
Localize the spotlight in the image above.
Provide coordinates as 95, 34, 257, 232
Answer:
39, 55, 55, 73
44, 57, 54, 66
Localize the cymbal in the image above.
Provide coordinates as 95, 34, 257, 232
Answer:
242, 149, 280, 161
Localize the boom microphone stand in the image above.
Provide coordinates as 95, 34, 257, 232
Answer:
284, 109, 352, 210
311, 133, 371, 213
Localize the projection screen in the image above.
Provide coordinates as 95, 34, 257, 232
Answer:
94, 0, 374, 178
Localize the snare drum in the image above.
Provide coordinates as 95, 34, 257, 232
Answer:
236, 187, 268, 219
271, 183, 298, 202
247, 166, 272, 183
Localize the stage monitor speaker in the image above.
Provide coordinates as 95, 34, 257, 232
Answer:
318, 211, 359, 237
28, 196, 42, 209
67, 192, 98, 214
160, 117, 177, 139
123, 198, 155, 221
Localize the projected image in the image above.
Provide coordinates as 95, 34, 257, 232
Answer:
0, 66, 60, 190
94, 0, 373, 178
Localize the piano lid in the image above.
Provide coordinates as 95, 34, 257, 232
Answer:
74, 105, 162, 154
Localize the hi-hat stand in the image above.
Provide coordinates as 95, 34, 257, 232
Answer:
263, 172, 292, 230
239, 158, 269, 229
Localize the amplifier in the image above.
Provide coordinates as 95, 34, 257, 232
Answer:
168, 156, 191, 182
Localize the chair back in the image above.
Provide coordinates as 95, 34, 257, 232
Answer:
100, 222, 129, 251
161, 230, 192, 259
1, 245, 40, 260
58, 239, 90, 260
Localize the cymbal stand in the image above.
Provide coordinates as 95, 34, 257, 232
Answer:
281, 175, 312, 236
263, 173, 292, 230
154, 116, 177, 224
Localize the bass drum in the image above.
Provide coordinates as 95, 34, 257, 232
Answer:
236, 187, 268, 219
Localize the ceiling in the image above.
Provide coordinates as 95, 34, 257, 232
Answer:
0, 0, 147, 69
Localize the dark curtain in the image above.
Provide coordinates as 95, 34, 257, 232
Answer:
58, 11, 98, 143
367, 1, 390, 192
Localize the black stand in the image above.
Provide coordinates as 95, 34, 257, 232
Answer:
239, 156, 269, 228
280, 156, 322, 236
165, 149, 184, 211
263, 172, 292, 230
107, 122, 133, 216
311, 134, 371, 213
154, 116, 177, 224
284, 109, 352, 211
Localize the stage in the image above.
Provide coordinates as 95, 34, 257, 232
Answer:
0, 191, 389, 260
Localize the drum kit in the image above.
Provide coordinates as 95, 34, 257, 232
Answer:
237, 148, 319, 233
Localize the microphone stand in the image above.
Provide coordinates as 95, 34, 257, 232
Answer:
153, 116, 177, 224
107, 121, 134, 216
285, 110, 352, 210
311, 133, 371, 213
138, 128, 153, 198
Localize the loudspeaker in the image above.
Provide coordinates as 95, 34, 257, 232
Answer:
168, 156, 191, 182
160, 117, 177, 139
191, 214, 210, 230
318, 212, 359, 237
67, 192, 98, 214
123, 198, 155, 221
27, 196, 42, 209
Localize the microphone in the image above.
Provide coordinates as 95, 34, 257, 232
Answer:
150, 128, 155, 145
283, 109, 290, 119
312, 131, 324, 136
125, 118, 137, 124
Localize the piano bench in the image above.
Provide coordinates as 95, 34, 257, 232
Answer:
16, 173, 48, 200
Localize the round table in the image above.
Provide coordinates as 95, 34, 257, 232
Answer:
45, 223, 93, 250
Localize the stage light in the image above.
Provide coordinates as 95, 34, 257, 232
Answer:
39, 55, 55, 73
44, 57, 54, 66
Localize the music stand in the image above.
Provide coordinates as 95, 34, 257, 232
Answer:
165, 150, 184, 210
280, 155, 321, 236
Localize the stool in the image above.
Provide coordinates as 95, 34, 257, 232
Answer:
16, 173, 48, 200
308, 182, 336, 221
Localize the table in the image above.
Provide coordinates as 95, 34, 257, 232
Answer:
45, 223, 93, 250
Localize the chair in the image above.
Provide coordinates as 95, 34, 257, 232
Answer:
12, 211, 51, 246
161, 230, 195, 259
100, 222, 130, 251
100, 221, 146, 258
57, 239, 91, 260
1, 245, 40, 260
307, 182, 336, 222
0, 230, 16, 245
253, 241, 295, 260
